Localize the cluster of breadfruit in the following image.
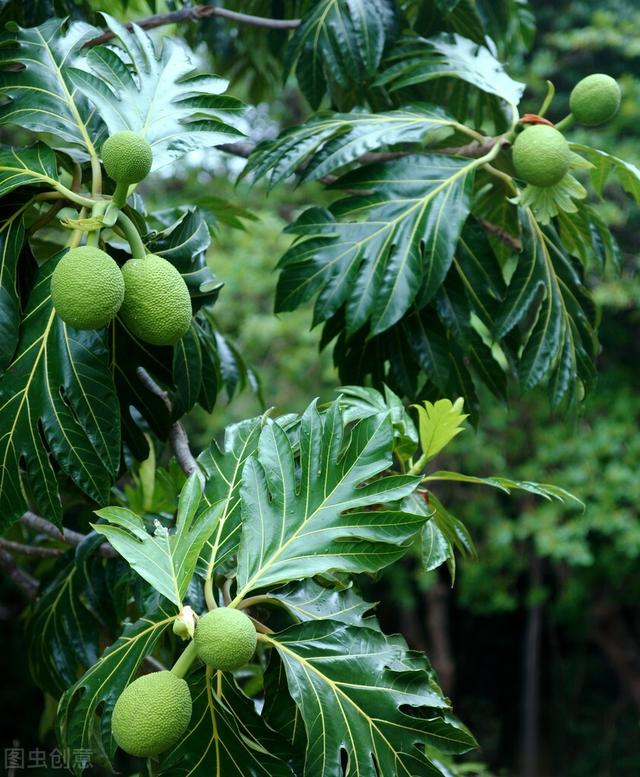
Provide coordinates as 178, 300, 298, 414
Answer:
50, 132, 192, 346
112, 607, 258, 757
512, 73, 621, 188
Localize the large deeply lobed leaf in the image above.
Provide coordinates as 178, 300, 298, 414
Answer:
0, 252, 120, 529
264, 620, 476, 777
235, 399, 426, 598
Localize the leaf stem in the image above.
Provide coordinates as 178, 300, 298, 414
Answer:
555, 113, 575, 132
116, 211, 146, 259
68, 207, 87, 248
87, 200, 108, 247
237, 595, 274, 610
170, 639, 198, 678
451, 122, 486, 143
111, 180, 130, 209
53, 182, 96, 208
484, 163, 518, 192
204, 577, 218, 611
90, 155, 102, 196
538, 81, 555, 118
222, 577, 234, 606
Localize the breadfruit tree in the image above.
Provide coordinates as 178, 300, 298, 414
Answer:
0, 2, 635, 776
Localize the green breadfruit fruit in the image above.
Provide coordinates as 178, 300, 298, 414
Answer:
512, 125, 571, 187
111, 670, 192, 757
570, 73, 621, 126
119, 254, 192, 345
102, 131, 153, 184
51, 246, 124, 329
194, 607, 257, 671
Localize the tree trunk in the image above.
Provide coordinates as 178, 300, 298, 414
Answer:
520, 550, 543, 777
591, 596, 640, 711
424, 579, 455, 696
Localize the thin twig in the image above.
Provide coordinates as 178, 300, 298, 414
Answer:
218, 141, 255, 159
478, 218, 523, 252
0, 538, 63, 558
0, 548, 39, 599
85, 4, 301, 47
135, 367, 201, 478
220, 137, 502, 188
20, 512, 117, 559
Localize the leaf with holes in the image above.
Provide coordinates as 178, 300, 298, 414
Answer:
68, 14, 245, 171
262, 620, 476, 777
260, 579, 376, 626
0, 252, 119, 530
234, 399, 426, 599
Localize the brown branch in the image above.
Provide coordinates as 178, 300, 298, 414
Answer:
0, 548, 39, 599
220, 138, 501, 189
135, 367, 200, 478
478, 218, 522, 253
218, 141, 255, 159
20, 511, 117, 559
85, 4, 300, 47
0, 538, 63, 558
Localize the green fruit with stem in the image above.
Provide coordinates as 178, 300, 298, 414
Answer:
51, 246, 124, 329
102, 131, 153, 185
194, 607, 257, 671
111, 670, 192, 757
570, 74, 621, 126
119, 254, 192, 345
512, 125, 570, 187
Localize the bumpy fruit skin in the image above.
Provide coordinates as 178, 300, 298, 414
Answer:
570, 74, 621, 126
194, 608, 257, 671
119, 254, 192, 345
102, 131, 153, 184
111, 671, 192, 757
51, 246, 124, 329
512, 125, 571, 187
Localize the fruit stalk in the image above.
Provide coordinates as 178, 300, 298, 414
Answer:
116, 210, 146, 259
554, 114, 575, 132
111, 180, 131, 209
86, 200, 108, 248
170, 639, 198, 679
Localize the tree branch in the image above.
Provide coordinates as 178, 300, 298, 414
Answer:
0, 538, 63, 558
0, 548, 39, 599
86, 4, 300, 47
20, 512, 117, 559
478, 218, 523, 252
135, 367, 201, 479
219, 138, 502, 188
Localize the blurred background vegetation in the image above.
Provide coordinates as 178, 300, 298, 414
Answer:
0, 1, 638, 775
